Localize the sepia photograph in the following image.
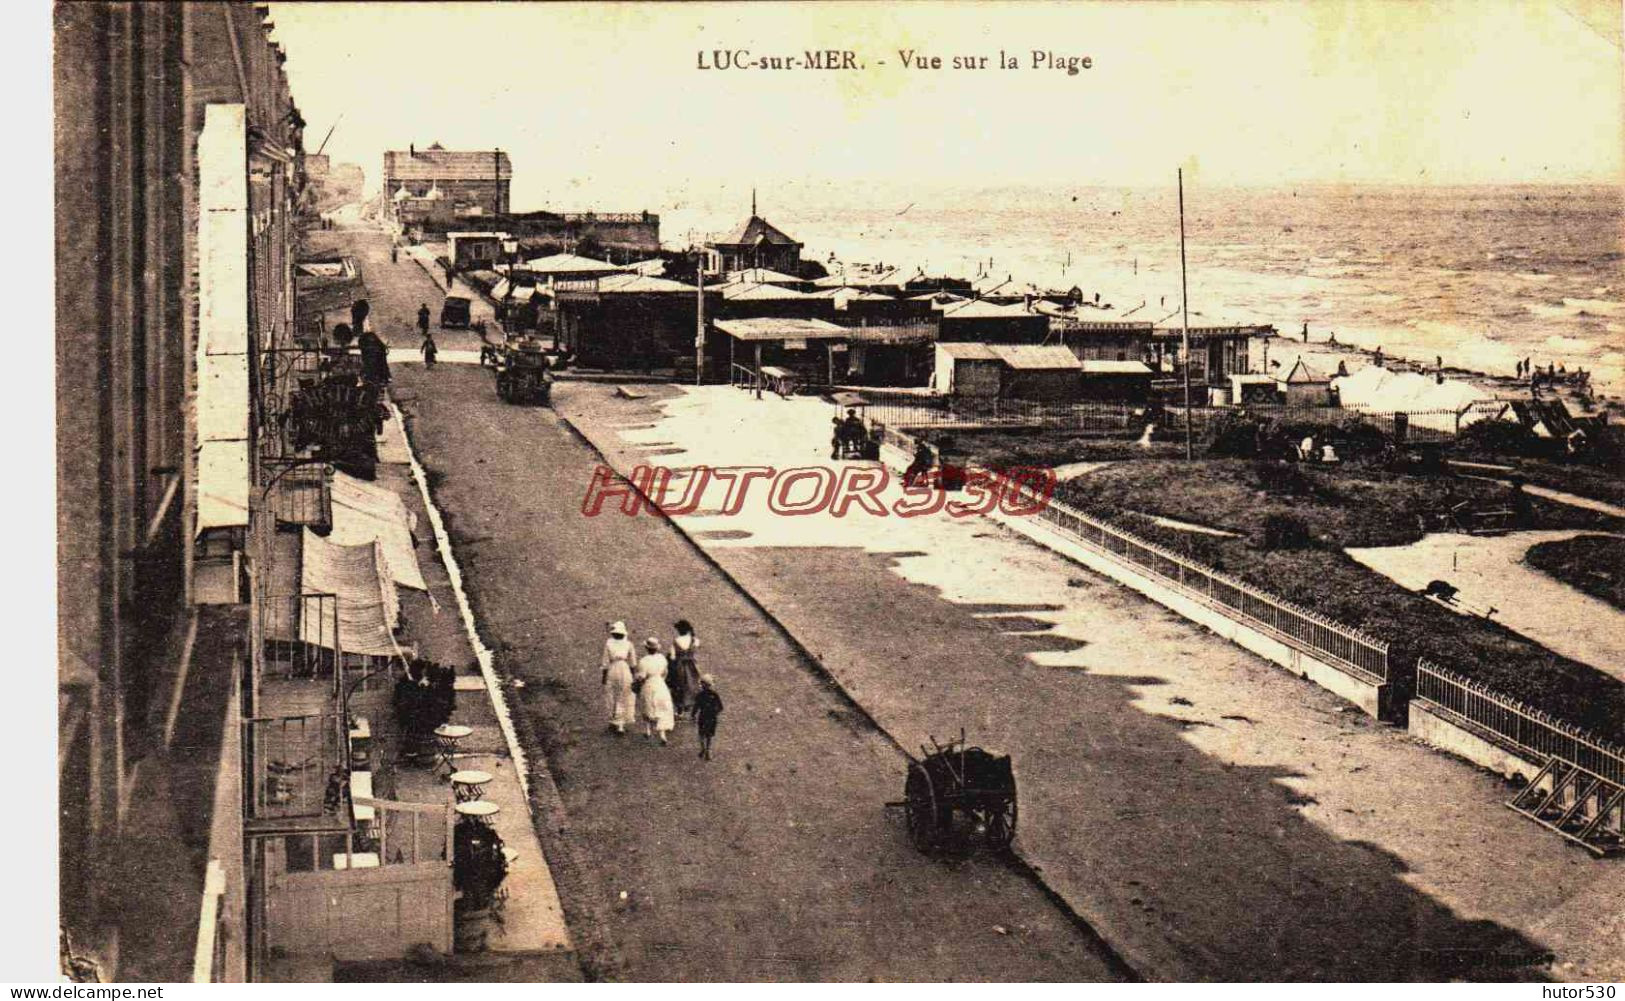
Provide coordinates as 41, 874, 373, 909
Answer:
45, 0, 1625, 986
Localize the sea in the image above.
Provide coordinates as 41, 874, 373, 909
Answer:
659, 183, 1625, 395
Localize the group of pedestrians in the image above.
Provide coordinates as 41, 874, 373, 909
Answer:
600, 619, 724, 759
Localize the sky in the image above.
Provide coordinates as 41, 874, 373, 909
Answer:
269, 1, 1624, 213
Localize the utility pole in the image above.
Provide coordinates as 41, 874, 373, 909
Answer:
695, 242, 706, 385
1179, 167, 1193, 461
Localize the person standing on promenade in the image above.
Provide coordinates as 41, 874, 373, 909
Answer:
636, 638, 676, 744
420, 332, 438, 369
669, 619, 702, 720
601, 621, 637, 735
357, 326, 391, 386
694, 675, 723, 761
418, 303, 431, 338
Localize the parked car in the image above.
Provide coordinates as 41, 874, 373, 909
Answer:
440, 295, 471, 330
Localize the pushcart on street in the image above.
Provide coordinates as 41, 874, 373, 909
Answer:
829, 392, 881, 460
888, 730, 1017, 852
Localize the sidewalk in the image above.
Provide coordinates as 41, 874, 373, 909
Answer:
554, 381, 1623, 982
379, 430, 578, 972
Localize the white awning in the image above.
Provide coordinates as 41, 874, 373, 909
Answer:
300, 529, 400, 656
329, 473, 426, 591
197, 350, 250, 444
196, 439, 250, 535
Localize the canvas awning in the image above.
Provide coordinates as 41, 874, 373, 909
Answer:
329, 473, 425, 590
196, 439, 250, 535
300, 529, 400, 656
714, 317, 848, 342
197, 351, 250, 444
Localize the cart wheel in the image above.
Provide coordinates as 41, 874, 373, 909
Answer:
985, 796, 1017, 849
903, 763, 937, 851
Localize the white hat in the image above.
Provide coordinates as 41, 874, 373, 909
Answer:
645, 637, 661, 651
609, 621, 627, 637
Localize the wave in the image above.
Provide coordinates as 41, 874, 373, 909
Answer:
1563, 297, 1625, 316
1543, 334, 1597, 354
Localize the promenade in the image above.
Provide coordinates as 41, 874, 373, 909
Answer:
554, 380, 1624, 982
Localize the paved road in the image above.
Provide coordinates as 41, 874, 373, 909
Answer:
331, 229, 1128, 982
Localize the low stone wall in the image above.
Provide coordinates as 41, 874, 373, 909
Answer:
1408, 701, 1544, 784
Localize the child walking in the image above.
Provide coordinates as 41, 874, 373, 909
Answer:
694, 674, 723, 760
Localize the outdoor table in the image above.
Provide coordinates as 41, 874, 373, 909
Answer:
449, 769, 493, 803
433, 723, 473, 778
454, 799, 500, 827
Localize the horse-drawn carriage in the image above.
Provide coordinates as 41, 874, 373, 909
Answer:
491, 339, 554, 405
889, 731, 1017, 851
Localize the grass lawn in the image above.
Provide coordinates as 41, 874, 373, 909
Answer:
1525, 535, 1625, 611
930, 427, 1625, 735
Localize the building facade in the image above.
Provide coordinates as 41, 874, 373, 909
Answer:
383, 144, 512, 225
56, 2, 304, 982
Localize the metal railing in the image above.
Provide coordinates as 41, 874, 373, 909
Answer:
861, 390, 1478, 442
874, 423, 1391, 685
260, 592, 341, 691
264, 461, 332, 530
1415, 660, 1625, 784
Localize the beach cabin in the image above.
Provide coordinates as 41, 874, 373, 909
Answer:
1078, 360, 1155, 403
990, 345, 1086, 401
515, 252, 627, 285
1231, 373, 1282, 405
716, 279, 836, 321
933, 342, 1088, 401
552, 272, 722, 371
938, 298, 1050, 344
1147, 306, 1275, 401
1036, 300, 1157, 364
446, 231, 510, 271
714, 316, 850, 388
934, 342, 1003, 397
1279, 358, 1335, 406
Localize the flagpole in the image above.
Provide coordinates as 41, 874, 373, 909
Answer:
1179, 167, 1193, 461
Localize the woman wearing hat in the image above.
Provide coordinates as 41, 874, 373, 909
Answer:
600, 621, 637, 735
635, 637, 676, 744
668, 619, 702, 720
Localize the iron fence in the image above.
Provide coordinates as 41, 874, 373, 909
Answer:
1415, 660, 1625, 784
243, 712, 346, 821
858, 387, 1478, 444
873, 423, 1391, 685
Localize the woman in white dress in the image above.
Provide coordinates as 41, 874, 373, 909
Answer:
635, 637, 675, 744
601, 621, 637, 735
